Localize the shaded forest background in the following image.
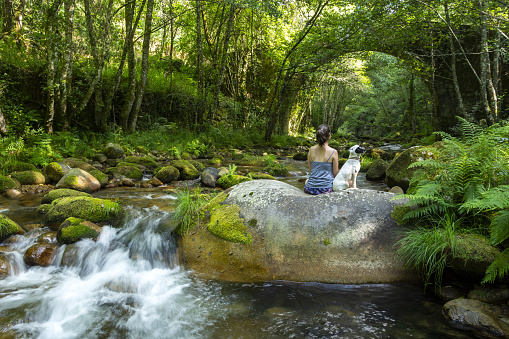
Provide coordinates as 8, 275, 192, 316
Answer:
0, 0, 508, 145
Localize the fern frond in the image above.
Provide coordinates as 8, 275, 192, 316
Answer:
462, 181, 485, 205
403, 204, 450, 220
482, 248, 509, 284
489, 210, 509, 245
456, 116, 483, 143
461, 185, 509, 211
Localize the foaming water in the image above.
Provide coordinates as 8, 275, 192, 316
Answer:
0, 207, 225, 339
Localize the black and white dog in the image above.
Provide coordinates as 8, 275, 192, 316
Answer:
333, 145, 366, 190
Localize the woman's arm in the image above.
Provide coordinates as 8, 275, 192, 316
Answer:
307, 148, 312, 171
332, 150, 339, 177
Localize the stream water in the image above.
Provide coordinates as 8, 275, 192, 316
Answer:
0, 159, 483, 338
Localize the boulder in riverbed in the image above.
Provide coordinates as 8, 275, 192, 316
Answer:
56, 168, 101, 192
23, 243, 59, 267
0, 214, 24, 242
57, 217, 101, 244
178, 180, 415, 284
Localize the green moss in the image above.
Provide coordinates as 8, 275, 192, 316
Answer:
155, 166, 180, 183
210, 158, 222, 166
111, 166, 143, 180
117, 162, 145, 170
36, 204, 52, 215
58, 223, 99, 244
324, 238, 331, 246
0, 214, 23, 242
1, 160, 36, 175
181, 152, 192, 160
0, 175, 18, 192
208, 204, 252, 244
188, 160, 205, 171
64, 175, 79, 187
44, 196, 124, 227
247, 172, 275, 180
41, 188, 91, 204
454, 234, 499, 264
125, 156, 158, 169
391, 205, 413, 225
202, 191, 228, 212
45, 162, 66, 182
11, 170, 46, 185
248, 219, 258, 227
169, 160, 199, 180
216, 175, 252, 189
62, 158, 96, 172
89, 169, 108, 186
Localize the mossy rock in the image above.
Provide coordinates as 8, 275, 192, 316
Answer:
103, 143, 125, 159
62, 158, 96, 172
1, 160, 37, 174
237, 157, 265, 166
366, 159, 388, 181
11, 170, 46, 185
169, 160, 199, 180
57, 217, 100, 244
248, 172, 276, 180
116, 162, 145, 170
45, 162, 70, 182
385, 146, 434, 192
36, 204, 53, 215
265, 166, 291, 177
216, 175, 252, 189
0, 214, 24, 242
56, 168, 101, 192
89, 169, 109, 186
125, 156, 158, 169
210, 158, 222, 166
44, 196, 125, 227
108, 166, 143, 180
181, 152, 193, 160
450, 234, 500, 279
155, 166, 180, 183
293, 153, 307, 161
0, 175, 19, 192
188, 160, 205, 171
41, 188, 92, 204
207, 204, 252, 244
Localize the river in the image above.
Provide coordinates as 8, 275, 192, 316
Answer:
0, 159, 482, 338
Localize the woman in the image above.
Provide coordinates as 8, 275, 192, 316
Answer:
304, 124, 339, 195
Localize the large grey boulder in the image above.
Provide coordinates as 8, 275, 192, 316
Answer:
179, 180, 416, 284
56, 168, 101, 192
443, 299, 509, 337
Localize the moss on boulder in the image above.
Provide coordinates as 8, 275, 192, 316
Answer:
89, 169, 109, 186
385, 146, 434, 192
450, 234, 500, 279
45, 162, 70, 182
57, 217, 100, 244
108, 165, 143, 180
116, 162, 145, 170
216, 175, 252, 189
62, 158, 96, 172
11, 170, 46, 185
188, 160, 205, 171
56, 168, 101, 192
248, 172, 276, 180
0, 214, 24, 242
125, 156, 158, 169
36, 204, 52, 215
0, 175, 19, 192
208, 204, 252, 244
1, 161, 36, 174
169, 160, 199, 180
155, 166, 180, 183
41, 188, 91, 204
366, 159, 388, 181
44, 196, 125, 227
103, 143, 125, 159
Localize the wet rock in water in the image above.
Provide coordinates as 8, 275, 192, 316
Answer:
103, 143, 125, 159
11, 170, 47, 185
179, 180, 415, 284
366, 159, 388, 181
41, 188, 91, 204
443, 298, 509, 337
23, 243, 59, 267
62, 158, 96, 172
155, 166, 180, 184
449, 234, 499, 280
56, 168, 101, 192
148, 177, 163, 187
0, 214, 24, 242
122, 178, 136, 187
45, 162, 70, 182
385, 145, 435, 192
4, 188, 22, 199
437, 285, 465, 302
37, 231, 58, 244
140, 181, 151, 188
57, 217, 101, 244
0, 252, 12, 278
0, 175, 20, 192
292, 152, 307, 161
125, 155, 158, 169
388, 186, 404, 194
201, 167, 219, 188
21, 223, 43, 232
44, 196, 125, 228
468, 286, 509, 305
170, 160, 200, 180
60, 244, 79, 267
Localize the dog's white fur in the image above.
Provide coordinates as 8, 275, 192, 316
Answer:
333, 145, 365, 191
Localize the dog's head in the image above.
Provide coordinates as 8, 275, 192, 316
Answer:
349, 145, 365, 156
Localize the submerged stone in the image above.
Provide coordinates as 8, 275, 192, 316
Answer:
23, 243, 59, 267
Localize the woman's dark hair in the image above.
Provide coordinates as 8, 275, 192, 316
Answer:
316, 124, 331, 146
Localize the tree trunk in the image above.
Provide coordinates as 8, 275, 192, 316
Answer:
0, 106, 7, 134
119, 0, 137, 131
2, 0, 13, 33
479, 0, 493, 124
128, 0, 155, 132
45, 0, 64, 134
195, 0, 205, 128
58, 0, 75, 131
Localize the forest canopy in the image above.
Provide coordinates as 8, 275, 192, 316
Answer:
0, 0, 507, 141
